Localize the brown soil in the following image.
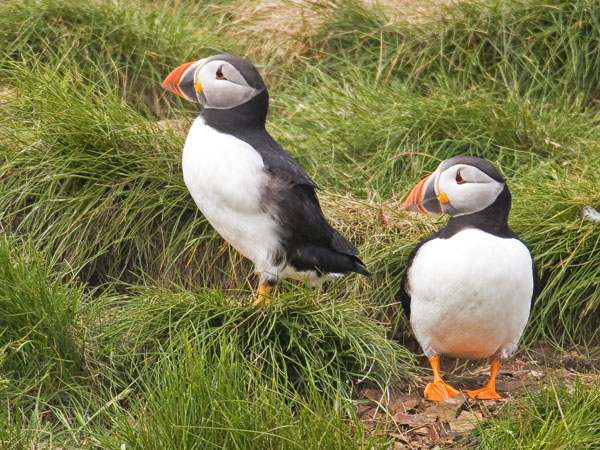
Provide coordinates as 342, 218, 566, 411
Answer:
356, 343, 600, 448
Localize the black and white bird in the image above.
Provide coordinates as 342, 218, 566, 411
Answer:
162, 54, 369, 304
399, 156, 537, 401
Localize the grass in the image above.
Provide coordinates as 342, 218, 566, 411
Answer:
475, 378, 600, 449
97, 336, 388, 449
0, 0, 236, 117
91, 284, 412, 396
1, 0, 600, 447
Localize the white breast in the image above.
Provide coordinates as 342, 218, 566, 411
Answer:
181, 117, 283, 275
407, 228, 533, 360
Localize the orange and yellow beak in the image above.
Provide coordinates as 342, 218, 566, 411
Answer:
162, 60, 202, 103
404, 172, 442, 215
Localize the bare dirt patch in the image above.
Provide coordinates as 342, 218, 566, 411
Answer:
357, 343, 600, 448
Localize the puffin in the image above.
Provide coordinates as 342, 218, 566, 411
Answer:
399, 155, 537, 401
162, 54, 369, 304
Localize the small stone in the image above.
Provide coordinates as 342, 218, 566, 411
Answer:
448, 410, 483, 432
392, 412, 438, 427
413, 425, 430, 436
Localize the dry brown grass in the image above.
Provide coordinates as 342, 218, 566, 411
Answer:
219, 0, 464, 74
154, 118, 193, 135
366, 0, 464, 24
220, 0, 333, 70
319, 191, 437, 246
0, 86, 16, 100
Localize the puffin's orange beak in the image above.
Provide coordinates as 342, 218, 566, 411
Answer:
404, 173, 442, 215
162, 61, 201, 102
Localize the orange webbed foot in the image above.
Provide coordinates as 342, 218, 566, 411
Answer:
253, 283, 273, 306
424, 380, 460, 401
466, 359, 502, 400
424, 355, 460, 401
465, 386, 502, 400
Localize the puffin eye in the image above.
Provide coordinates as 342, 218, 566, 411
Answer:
215, 67, 226, 79
456, 171, 465, 184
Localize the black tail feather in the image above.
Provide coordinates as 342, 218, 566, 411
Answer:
289, 243, 370, 277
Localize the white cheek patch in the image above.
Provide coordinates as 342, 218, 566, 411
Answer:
196, 61, 260, 109
438, 165, 504, 216
202, 79, 259, 109
449, 183, 503, 214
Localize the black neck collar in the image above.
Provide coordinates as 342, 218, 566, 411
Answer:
201, 89, 269, 134
439, 185, 514, 239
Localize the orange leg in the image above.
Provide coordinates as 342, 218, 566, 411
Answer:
465, 359, 502, 400
423, 355, 460, 401
253, 283, 273, 306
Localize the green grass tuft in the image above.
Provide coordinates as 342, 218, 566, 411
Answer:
92, 284, 413, 397
0, 237, 85, 402
319, 0, 600, 108
96, 335, 388, 449
0, 0, 236, 116
475, 378, 600, 448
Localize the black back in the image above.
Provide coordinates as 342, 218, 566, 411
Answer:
201, 86, 369, 276
203, 90, 317, 188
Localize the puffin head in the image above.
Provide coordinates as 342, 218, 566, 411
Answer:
404, 156, 508, 217
162, 54, 266, 109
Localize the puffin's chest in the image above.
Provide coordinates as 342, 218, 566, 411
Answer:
180, 118, 283, 267
408, 228, 532, 303
407, 228, 533, 359
181, 117, 268, 214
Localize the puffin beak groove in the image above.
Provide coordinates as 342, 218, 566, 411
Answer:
162, 60, 202, 102
404, 172, 442, 215
404, 175, 430, 214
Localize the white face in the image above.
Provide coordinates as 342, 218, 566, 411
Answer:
194, 59, 261, 109
436, 163, 504, 216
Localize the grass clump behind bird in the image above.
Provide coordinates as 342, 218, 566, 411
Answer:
319, 0, 600, 109
0, 0, 235, 117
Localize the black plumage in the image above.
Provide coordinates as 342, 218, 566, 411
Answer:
199, 59, 369, 278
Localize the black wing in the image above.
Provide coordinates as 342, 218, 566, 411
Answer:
275, 183, 368, 275
249, 130, 368, 275
221, 122, 368, 275
397, 232, 441, 318
251, 129, 318, 188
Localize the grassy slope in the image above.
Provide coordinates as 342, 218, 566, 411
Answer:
475, 378, 600, 449
1, 0, 600, 447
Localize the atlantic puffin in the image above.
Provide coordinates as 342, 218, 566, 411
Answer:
399, 156, 537, 401
162, 54, 369, 303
